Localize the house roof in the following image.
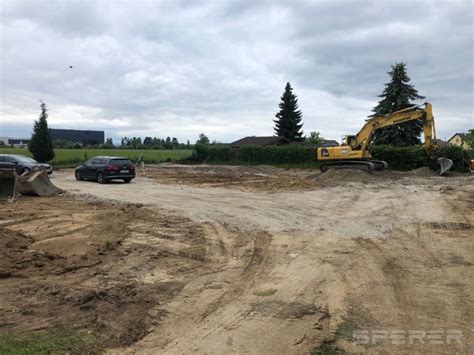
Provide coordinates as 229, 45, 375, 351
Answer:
447, 133, 467, 142
433, 138, 449, 147
320, 139, 339, 147
229, 136, 290, 147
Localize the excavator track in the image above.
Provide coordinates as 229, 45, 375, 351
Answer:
320, 160, 384, 173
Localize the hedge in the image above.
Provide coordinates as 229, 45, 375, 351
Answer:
194, 144, 317, 165
193, 144, 470, 172
370, 145, 470, 172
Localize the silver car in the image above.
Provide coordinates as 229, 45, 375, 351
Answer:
0, 154, 53, 174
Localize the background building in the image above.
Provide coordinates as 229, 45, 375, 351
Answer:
448, 133, 470, 150
50, 129, 104, 145
0, 137, 30, 148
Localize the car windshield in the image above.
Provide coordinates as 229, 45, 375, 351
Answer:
110, 159, 132, 165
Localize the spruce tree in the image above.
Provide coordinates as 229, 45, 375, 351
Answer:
371, 63, 425, 146
28, 101, 55, 162
274, 82, 304, 141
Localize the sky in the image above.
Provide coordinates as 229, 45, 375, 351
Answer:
0, 0, 473, 144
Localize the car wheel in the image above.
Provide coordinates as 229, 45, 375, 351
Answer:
75, 171, 82, 181
123, 178, 131, 183
97, 172, 106, 184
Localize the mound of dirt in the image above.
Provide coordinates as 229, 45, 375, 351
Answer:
0, 225, 32, 250
145, 165, 320, 192
407, 166, 439, 177
0, 226, 34, 278
0, 196, 209, 352
315, 168, 385, 185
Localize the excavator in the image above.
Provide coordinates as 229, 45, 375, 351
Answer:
317, 102, 453, 175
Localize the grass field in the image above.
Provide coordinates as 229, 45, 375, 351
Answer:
0, 148, 192, 167
0, 328, 94, 354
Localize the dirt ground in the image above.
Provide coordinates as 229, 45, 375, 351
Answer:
1, 164, 473, 354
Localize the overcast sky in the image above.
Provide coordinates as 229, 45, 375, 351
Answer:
1, 0, 473, 143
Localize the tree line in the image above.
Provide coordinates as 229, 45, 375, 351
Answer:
27, 63, 469, 162
118, 136, 190, 150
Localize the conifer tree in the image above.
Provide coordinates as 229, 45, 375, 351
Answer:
274, 82, 304, 141
28, 101, 55, 162
371, 63, 425, 146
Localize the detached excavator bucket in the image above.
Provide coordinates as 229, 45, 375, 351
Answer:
17, 170, 63, 197
0, 168, 18, 200
438, 157, 453, 176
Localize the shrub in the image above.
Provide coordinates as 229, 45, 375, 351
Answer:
99, 143, 114, 149
192, 144, 209, 162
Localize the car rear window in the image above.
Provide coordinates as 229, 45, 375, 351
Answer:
110, 159, 132, 166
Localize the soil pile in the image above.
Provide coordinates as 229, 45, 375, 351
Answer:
146, 164, 319, 191
0, 196, 206, 351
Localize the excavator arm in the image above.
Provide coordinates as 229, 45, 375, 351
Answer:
353, 102, 434, 152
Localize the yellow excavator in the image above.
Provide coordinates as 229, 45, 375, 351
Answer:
317, 102, 453, 175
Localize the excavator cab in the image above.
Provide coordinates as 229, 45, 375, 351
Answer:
342, 135, 357, 147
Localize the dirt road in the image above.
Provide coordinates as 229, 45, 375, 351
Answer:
1, 165, 473, 354
52, 167, 468, 238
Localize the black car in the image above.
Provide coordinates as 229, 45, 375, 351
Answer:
0, 154, 53, 174
75, 156, 135, 184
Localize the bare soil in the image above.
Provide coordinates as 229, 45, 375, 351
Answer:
1, 165, 473, 354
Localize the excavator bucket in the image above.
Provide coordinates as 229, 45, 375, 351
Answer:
0, 168, 18, 200
17, 170, 63, 197
438, 157, 453, 176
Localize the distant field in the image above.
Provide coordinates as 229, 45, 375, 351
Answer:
0, 148, 193, 167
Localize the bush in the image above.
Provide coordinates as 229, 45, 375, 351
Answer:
371, 145, 470, 172
192, 144, 209, 162
99, 143, 114, 149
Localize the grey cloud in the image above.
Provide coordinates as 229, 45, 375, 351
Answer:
0, 0, 472, 143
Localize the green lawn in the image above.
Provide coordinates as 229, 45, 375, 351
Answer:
0, 147, 192, 167
0, 328, 94, 354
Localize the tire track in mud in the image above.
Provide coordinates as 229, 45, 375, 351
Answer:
351, 219, 473, 332
122, 225, 276, 354
353, 236, 420, 327
200, 229, 273, 320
